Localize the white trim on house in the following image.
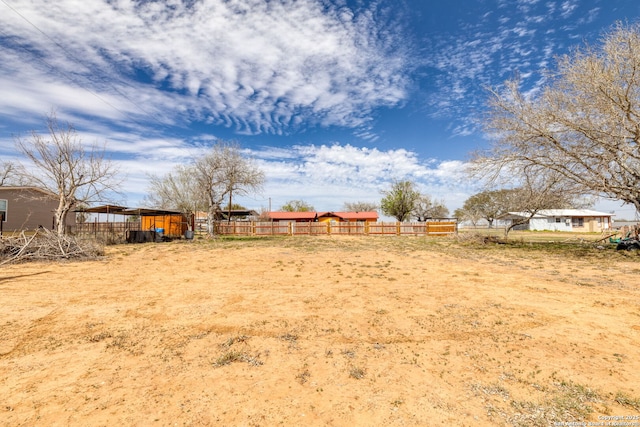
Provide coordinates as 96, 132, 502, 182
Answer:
504, 209, 613, 232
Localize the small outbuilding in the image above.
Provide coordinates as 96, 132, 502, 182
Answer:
133, 208, 191, 237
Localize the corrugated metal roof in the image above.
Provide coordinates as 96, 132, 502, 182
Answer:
268, 211, 320, 220
75, 204, 128, 213
74, 205, 183, 216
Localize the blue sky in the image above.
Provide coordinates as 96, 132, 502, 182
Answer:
1, 0, 639, 218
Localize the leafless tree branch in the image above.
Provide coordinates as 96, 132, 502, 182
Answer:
14, 112, 122, 235
472, 22, 640, 214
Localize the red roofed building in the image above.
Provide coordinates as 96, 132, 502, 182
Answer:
268, 211, 378, 223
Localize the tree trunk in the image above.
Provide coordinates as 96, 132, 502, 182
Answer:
207, 205, 216, 236
55, 207, 70, 235
187, 212, 193, 231
632, 200, 640, 217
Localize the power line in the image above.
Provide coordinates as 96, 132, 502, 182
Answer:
0, 0, 169, 131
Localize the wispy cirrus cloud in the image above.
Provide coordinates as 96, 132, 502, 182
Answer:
0, 0, 412, 135
419, 0, 603, 136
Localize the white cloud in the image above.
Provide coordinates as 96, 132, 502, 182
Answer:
421, 0, 603, 133
43, 138, 468, 213
241, 143, 470, 213
0, 0, 411, 135
560, 0, 578, 18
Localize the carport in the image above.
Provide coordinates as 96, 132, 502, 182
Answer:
73, 205, 193, 243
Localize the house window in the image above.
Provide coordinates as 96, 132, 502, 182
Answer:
0, 199, 6, 222
555, 218, 561, 223
572, 217, 584, 227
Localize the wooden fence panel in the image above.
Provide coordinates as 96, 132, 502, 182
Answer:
253, 222, 290, 235
292, 222, 309, 235
309, 223, 329, 235
426, 221, 457, 234
216, 222, 254, 236
368, 222, 398, 235
290, 222, 329, 235
399, 223, 423, 235
330, 222, 366, 235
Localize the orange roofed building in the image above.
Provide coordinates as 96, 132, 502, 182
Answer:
267, 211, 378, 223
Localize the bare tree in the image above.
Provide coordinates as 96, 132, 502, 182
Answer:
0, 160, 32, 187
457, 189, 512, 228
412, 195, 449, 221
0, 161, 17, 186
257, 206, 272, 221
475, 23, 640, 214
194, 141, 264, 235
194, 145, 227, 235
145, 164, 203, 231
473, 167, 583, 237
219, 142, 265, 222
15, 113, 120, 235
343, 201, 378, 212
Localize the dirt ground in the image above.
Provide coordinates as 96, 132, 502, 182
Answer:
1, 235, 640, 426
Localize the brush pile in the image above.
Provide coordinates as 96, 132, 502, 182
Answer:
0, 228, 104, 265
455, 232, 507, 245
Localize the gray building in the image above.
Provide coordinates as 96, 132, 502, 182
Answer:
0, 186, 75, 233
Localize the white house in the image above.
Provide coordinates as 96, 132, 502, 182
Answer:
503, 209, 613, 232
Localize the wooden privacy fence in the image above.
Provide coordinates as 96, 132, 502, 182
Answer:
215, 221, 457, 237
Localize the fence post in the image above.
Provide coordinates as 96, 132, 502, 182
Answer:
288, 222, 293, 236
396, 222, 400, 236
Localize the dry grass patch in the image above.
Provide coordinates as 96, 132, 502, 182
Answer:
1, 235, 639, 426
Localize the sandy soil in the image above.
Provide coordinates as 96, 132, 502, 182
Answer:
1, 236, 640, 426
